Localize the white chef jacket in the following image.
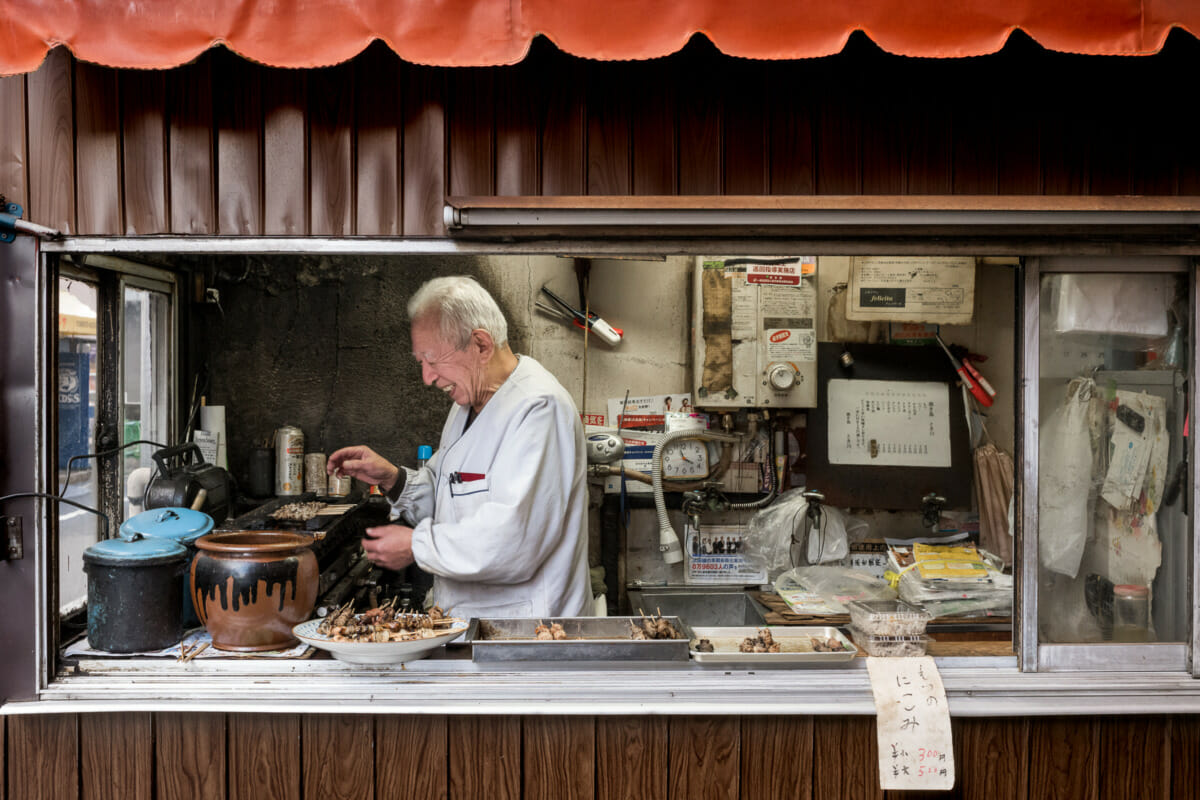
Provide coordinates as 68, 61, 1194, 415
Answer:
387, 355, 592, 619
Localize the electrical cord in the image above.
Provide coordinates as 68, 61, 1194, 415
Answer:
0, 492, 112, 538
60, 439, 168, 498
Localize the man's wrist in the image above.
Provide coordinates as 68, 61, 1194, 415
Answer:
384, 467, 406, 502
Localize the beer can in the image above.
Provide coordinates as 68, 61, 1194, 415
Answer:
274, 425, 305, 495
327, 472, 351, 497
304, 452, 327, 495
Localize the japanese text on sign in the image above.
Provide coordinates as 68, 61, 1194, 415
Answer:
866, 656, 955, 791
827, 380, 952, 467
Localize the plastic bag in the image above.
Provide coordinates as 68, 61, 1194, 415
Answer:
773, 565, 896, 614
1038, 377, 1095, 578
745, 489, 859, 579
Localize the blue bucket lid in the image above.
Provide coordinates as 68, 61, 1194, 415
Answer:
120, 507, 213, 545
83, 535, 188, 566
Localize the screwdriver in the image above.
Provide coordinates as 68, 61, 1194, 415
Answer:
934, 334, 994, 407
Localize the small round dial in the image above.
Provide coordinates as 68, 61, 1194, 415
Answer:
767, 363, 796, 391
662, 439, 709, 479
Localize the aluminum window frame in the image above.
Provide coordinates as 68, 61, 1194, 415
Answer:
1022, 256, 1195, 674
9, 235, 1198, 711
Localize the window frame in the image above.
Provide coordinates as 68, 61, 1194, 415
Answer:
7, 234, 1197, 710
1020, 256, 1196, 675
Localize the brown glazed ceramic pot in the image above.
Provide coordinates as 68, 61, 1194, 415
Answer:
191, 531, 318, 651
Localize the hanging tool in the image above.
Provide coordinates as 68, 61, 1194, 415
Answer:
934, 333, 994, 407
536, 285, 623, 346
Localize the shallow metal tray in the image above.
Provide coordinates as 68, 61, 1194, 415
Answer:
466, 617, 689, 662
688, 626, 858, 665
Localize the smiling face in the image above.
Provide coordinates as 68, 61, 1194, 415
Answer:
410, 314, 486, 409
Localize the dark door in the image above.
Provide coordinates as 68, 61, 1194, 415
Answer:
1, 234, 43, 702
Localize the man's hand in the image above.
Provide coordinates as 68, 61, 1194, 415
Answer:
361, 524, 415, 571
327, 445, 400, 491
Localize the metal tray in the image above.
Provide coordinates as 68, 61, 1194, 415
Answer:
688, 626, 858, 665
466, 617, 690, 662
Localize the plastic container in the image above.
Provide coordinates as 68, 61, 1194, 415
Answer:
121, 507, 213, 628
847, 599, 931, 637
1112, 584, 1153, 643
849, 626, 931, 657
83, 534, 189, 652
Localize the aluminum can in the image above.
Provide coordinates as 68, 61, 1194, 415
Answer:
274, 425, 305, 495
327, 472, 351, 497
304, 452, 327, 495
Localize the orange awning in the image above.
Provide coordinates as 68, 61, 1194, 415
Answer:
2, 0, 1198, 75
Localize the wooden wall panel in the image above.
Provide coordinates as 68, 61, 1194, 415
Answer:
585, 62, 631, 196
301, 716, 373, 800
25, 46, 75, 233
668, 717, 739, 800
1038, 58, 1089, 195
169, 52, 215, 234
376, 715, 448, 799
676, 43, 722, 195
401, 64, 445, 235
1098, 717, 1167, 800
1029, 718, 1096, 800
354, 44, 402, 235
741, 716, 812, 800
523, 717, 594, 800
903, 61, 953, 195
813, 717, 882, 800
0, 75, 28, 208
949, 62, 999, 196
262, 68, 308, 236
228, 714, 300, 800
215, 51, 264, 235
8, 714, 77, 800
81, 713, 151, 800
956, 718, 1027, 800
1171, 716, 1200, 800
73, 62, 123, 235
448, 716, 520, 800
448, 68, 495, 197
539, 50, 585, 196
814, 57, 861, 194
494, 60, 540, 196
155, 713, 225, 800
120, 70, 167, 234
768, 63, 815, 195
309, 63, 355, 236
722, 61, 769, 196
630, 60, 676, 195
858, 53, 905, 195
596, 717, 668, 800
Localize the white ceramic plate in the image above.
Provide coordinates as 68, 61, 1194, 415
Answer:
292, 619, 469, 664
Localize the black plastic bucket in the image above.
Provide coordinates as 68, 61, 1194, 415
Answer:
82, 535, 188, 653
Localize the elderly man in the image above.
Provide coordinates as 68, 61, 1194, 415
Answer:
328, 276, 591, 619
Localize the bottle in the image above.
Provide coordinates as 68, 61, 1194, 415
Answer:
417, 445, 432, 470
1112, 584, 1152, 642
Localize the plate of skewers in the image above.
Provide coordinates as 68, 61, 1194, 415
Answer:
293, 601, 469, 664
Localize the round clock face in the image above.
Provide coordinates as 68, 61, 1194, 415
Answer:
662, 438, 709, 479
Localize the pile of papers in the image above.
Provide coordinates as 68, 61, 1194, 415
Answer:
887, 540, 1012, 618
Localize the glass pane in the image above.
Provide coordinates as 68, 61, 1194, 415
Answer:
58, 278, 99, 613
1038, 273, 1190, 644
123, 286, 172, 519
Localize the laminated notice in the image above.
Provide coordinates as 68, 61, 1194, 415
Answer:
867, 656, 955, 791
847, 256, 975, 324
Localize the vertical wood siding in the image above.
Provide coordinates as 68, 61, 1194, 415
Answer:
11, 36, 1200, 238
4, 715, 1198, 799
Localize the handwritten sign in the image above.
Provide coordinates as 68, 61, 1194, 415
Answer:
866, 656, 955, 791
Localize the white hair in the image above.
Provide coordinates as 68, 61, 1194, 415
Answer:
407, 276, 509, 348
